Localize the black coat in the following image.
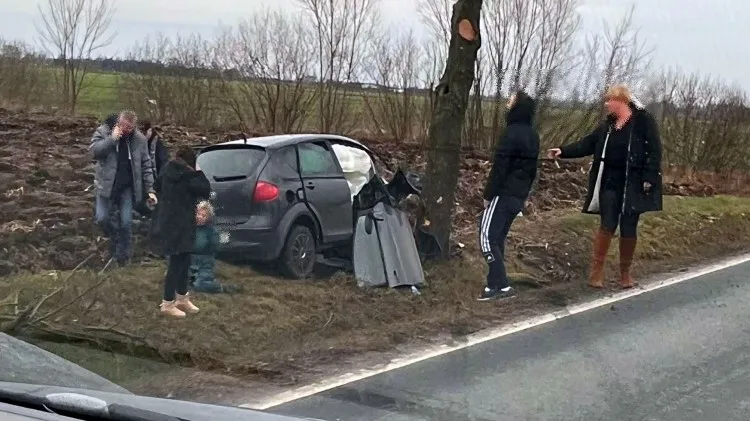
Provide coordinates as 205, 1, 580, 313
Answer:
483, 92, 540, 201
559, 103, 663, 215
151, 159, 211, 255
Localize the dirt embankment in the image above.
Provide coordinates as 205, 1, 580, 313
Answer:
0, 109, 731, 274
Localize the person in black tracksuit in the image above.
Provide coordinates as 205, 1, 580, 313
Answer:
478, 91, 540, 301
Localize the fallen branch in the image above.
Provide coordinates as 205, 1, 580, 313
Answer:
1, 287, 62, 333
34, 275, 108, 325
1, 255, 104, 333
81, 324, 145, 342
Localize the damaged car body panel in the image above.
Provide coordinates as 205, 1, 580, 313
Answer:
196, 133, 425, 285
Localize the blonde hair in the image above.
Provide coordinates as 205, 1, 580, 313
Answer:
604, 84, 632, 103
196, 200, 214, 217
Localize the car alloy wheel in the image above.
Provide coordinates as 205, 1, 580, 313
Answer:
291, 230, 315, 275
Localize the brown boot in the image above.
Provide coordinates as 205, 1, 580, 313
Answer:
160, 300, 186, 318
619, 237, 638, 289
589, 228, 614, 288
175, 293, 199, 314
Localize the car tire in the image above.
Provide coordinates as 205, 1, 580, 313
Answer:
278, 224, 317, 279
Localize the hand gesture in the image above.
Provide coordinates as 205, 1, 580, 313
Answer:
112, 125, 122, 140
547, 148, 561, 159
643, 182, 652, 192
147, 192, 158, 206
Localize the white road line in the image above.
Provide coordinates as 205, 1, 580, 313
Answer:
243, 253, 750, 410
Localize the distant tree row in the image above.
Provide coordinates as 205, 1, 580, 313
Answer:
0, 0, 748, 175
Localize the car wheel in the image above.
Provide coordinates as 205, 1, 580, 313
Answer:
279, 224, 317, 279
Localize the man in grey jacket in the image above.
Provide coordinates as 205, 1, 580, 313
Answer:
89, 110, 157, 266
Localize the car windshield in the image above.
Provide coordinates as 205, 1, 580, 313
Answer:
2, 2, 748, 421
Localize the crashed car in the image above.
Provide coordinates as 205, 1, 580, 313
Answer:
195, 134, 423, 281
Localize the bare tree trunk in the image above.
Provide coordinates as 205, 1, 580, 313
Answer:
35, 0, 115, 113
420, 0, 483, 259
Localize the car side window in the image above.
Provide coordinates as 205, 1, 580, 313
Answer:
269, 146, 299, 178
298, 142, 340, 176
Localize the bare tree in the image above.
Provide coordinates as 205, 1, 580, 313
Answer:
481, 0, 580, 142
213, 10, 318, 133
417, 0, 453, 141
420, 0, 483, 258
588, 6, 653, 96
296, 0, 379, 133
212, 27, 264, 131
35, 0, 116, 113
484, 0, 513, 138
420, 0, 493, 149
543, 6, 652, 150
0, 39, 53, 110
121, 33, 219, 127
362, 27, 422, 140
647, 67, 750, 186
506, 0, 542, 91
415, 39, 446, 141
419, 0, 454, 47
463, 50, 490, 148
528, 0, 579, 110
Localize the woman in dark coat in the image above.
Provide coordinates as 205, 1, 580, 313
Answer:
152, 145, 211, 317
548, 84, 663, 289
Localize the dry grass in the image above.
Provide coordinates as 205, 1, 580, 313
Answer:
2, 195, 750, 397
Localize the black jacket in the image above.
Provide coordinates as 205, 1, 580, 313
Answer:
149, 136, 170, 178
483, 93, 540, 201
559, 102, 663, 215
151, 159, 211, 255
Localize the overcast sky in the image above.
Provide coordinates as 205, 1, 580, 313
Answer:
0, 0, 747, 90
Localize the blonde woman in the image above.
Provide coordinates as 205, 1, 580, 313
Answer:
548, 85, 663, 289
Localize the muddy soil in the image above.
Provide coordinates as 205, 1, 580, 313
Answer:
0, 109, 729, 274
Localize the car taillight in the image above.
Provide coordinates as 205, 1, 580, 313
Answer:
253, 181, 279, 202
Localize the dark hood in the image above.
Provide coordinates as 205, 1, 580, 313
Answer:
162, 159, 194, 183
505, 91, 536, 125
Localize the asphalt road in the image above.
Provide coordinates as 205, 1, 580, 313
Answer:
271, 260, 750, 421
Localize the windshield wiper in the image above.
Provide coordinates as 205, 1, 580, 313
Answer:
0, 389, 185, 421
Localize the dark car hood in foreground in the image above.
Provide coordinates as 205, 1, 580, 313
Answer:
0, 333, 128, 394
0, 334, 319, 420
0, 382, 319, 421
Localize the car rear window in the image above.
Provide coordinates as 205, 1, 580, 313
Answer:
196, 147, 266, 179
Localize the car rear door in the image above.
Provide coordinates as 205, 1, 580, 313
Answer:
258, 145, 304, 226
297, 140, 353, 243
195, 145, 266, 225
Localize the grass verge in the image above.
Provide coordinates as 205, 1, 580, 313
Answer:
2, 195, 750, 402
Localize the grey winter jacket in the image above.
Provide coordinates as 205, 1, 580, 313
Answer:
89, 124, 155, 202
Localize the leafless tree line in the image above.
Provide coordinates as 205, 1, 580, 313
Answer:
0, 39, 53, 110
1, 0, 749, 173
644, 69, 750, 175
